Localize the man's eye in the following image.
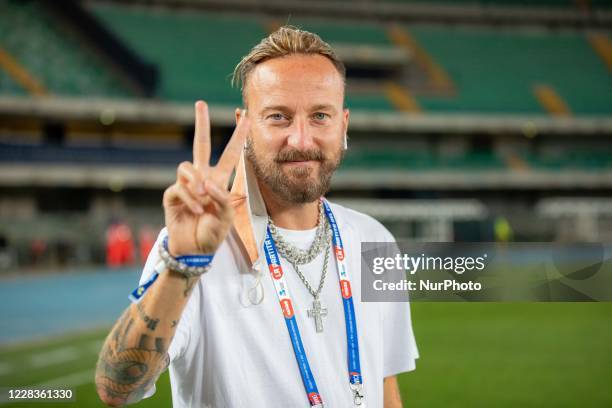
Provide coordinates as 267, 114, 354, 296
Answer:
268, 113, 285, 121
313, 112, 329, 120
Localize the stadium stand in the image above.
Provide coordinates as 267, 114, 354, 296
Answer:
0, 62, 27, 96
0, 143, 190, 165
0, 0, 132, 98
69, 3, 612, 115
386, 0, 601, 6
285, 18, 393, 46
306, 0, 612, 10
409, 25, 612, 115
526, 150, 612, 170
88, 2, 264, 104
2, 1, 610, 116
89, 5, 402, 110
341, 149, 507, 171
340, 147, 612, 172
0, 0, 611, 261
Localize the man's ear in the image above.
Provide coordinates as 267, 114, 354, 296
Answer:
343, 108, 350, 135
343, 108, 350, 150
235, 108, 249, 148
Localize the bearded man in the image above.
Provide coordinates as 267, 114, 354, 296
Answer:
95, 26, 418, 408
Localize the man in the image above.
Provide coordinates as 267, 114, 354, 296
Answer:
95, 26, 418, 408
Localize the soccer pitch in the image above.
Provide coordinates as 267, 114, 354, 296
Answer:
0, 328, 172, 408
0, 303, 610, 407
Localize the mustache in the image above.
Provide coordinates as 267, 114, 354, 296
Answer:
275, 148, 324, 163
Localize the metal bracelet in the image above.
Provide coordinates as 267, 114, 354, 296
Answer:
158, 240, 212, 278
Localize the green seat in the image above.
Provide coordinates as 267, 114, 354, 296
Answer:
341, 149, 506, 171
525, 150, 612, 170
287, 18, 392, 46
0, 70, 27, 96
383, 0, 582, 7
0, 0, 132, 97
409, 26, 612, 115
89, 3, 266, 104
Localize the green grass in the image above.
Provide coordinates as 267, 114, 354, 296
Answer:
1, 303, 610, 407
0, 329, 172, 408
401, 303, 612, 407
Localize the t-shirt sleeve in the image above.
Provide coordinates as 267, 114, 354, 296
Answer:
138, 228, 164, 285
138, 228, 200, 398
382, 300, 419, 377
372, 219, 420, 376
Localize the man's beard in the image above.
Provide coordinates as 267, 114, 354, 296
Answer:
245, 137, 344, 204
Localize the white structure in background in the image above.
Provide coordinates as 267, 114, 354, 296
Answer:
537, 198, 612, 242
336, 199, 487, 242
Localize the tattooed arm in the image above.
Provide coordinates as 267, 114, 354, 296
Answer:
95, 269, 199, 407
95, 102, 248, 406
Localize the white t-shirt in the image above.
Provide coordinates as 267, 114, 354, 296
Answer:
139, 202, 418, 408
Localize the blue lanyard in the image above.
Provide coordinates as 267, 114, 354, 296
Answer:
263, 199, 363, 406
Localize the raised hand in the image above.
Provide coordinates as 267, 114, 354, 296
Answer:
163, 101, 248, 256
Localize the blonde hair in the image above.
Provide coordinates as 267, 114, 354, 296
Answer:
232, 26, 345, 101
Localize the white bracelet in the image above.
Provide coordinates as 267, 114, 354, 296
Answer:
158, 240, 212, 278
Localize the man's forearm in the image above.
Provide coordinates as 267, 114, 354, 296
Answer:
384, 376, 403, 408
95, 269, 199, 407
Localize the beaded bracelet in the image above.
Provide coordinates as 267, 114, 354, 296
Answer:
159, 236, 214, 278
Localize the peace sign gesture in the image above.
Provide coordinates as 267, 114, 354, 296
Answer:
163, 101, 249, 256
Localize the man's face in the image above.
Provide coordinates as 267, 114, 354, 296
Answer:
242, 54, 349, 204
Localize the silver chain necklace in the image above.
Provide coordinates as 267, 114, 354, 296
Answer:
268, 202, 331, 332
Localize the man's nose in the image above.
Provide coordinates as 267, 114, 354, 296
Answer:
286, 117, 315, 150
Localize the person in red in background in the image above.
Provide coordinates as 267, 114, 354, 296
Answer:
105, 220, 135, 268
30, 238, 47, 265
138, 225, 156, 266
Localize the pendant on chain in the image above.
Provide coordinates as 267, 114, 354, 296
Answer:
307, 298, 328, 333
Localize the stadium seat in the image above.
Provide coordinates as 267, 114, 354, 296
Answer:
0, 0, 132, 98
408, 26, 612, 115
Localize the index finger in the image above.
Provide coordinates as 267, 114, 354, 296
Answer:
213, 111, 249, 186
193, 100, 210, 170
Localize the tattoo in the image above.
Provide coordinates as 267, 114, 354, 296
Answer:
166, 269, 199, 298
95, 307, 170, 406
155, 338, 165, 353
136, 302, 160, 331
181, 275, 199, 298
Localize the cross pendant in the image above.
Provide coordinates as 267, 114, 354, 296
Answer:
307, 298, 328, 333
